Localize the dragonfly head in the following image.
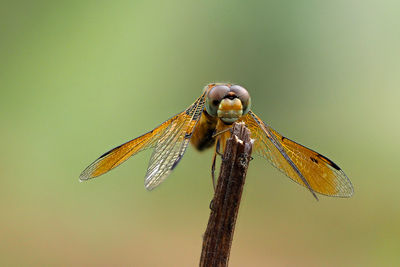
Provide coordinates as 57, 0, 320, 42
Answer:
205, 83, 251, 124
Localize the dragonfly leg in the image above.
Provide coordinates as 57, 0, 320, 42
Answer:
212, 127, 232, 139
209, 198, 215, 211
215, 139, 223, 156
211, 150, 217, 191
211, 139, 223, 191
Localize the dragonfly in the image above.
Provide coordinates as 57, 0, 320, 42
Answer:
80, 83, 353, 200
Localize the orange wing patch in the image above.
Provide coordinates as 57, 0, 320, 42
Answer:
240, 111, 353, 198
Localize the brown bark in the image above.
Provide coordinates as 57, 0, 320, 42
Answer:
199, 122, 254, 267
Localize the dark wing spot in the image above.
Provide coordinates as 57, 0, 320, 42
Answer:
317, 154, 341, 170
171, 156, 182, 170
99, 144, 122, 159
310, 157, 318, 164
281, 136, 286, 142
184, 133, 192, 139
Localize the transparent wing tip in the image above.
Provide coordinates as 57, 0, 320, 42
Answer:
335, 170, 354, 198
79, 173, 89, 182
144, 184, 154, 191
79, 167, 94, 182
144, 171, 171, 191
339, 185, 354, 198
144, 179, 160, 191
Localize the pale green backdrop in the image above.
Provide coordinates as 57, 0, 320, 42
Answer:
1, 0, 399, 266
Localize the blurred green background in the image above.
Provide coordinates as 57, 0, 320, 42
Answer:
1, 0, 399, 266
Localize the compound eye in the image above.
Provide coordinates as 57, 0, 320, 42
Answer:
205, 85, 230, 116
230, 85, 251, 114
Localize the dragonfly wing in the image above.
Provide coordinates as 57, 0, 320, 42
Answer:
80, 93, 206, 188
144, 93, 206, 190
80, 116, 176, 181
240, 111, 353, 198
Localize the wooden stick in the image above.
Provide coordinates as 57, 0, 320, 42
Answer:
200, 122, 254, 267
